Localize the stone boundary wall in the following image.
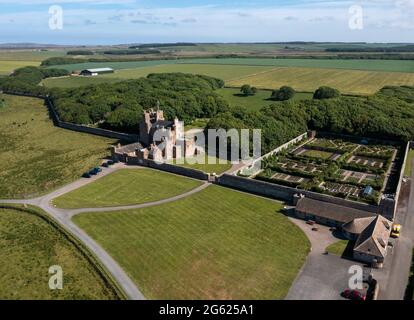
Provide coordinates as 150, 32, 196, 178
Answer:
395, 141, 411, 202
237, 132, 309, 176
218, 173, 379, 214
3, 91, 138, 142
124, 157, 209, 181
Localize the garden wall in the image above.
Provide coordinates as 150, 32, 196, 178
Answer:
125, 157, 209, 181
217, 174, 380, 214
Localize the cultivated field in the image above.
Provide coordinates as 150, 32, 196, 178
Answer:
0, 206, 120, 299
42, 63, 275, 88
179, 58, 414, 73
0, 50, 66, 75
73, 185, 310, 300
53, 168, 202, 209
0, 60, 39, 75
42, 58, 414, 95
227, 67, 414, 95
0, 94, 116, 199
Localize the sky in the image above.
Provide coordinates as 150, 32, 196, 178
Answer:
0, 0, 413, 45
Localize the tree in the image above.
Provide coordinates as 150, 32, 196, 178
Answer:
271, 86, 296, 101
240, 84, 257, 96
0, 95, 5, 108
313, 86, 341, 100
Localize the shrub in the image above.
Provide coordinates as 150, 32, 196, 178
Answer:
270, 86, 296, 101
313, 86, 341, 100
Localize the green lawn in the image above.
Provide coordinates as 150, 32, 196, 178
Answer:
0, 94, 116, 199
53, 168, 202, 209
168, 154, 232, 175
326, 240, 350, 256
73, 185, 310, 299
404, 149, 414, 177
302, 149, 334, 159
0, 205, 121, 300
217, 87, 312, 111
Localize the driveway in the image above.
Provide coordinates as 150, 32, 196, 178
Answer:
374, 162, 414, 300
0, 163, 210, 300
286, 218, 364, 300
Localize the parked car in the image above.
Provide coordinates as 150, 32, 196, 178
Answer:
312, 227, 319, 232
107, 160, 114, 166
306, 220, 316, 226
89, 167, 101, 175
102, 162, 109, 168
391, 224, 401, 238
341, 289, 366, 301
82, 172, 91, 178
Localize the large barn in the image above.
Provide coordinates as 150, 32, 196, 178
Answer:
80, 68, 114, 76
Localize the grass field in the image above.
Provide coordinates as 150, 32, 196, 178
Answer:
180, 58, 414, 73
326, 240, 350, 256
0, 205, 120, 299
42, 63, 275, 88
0, 50, 66, 61
73, 185, 310, 299
227, 67, 414, 95
168, 154, 232, 175
53, 168, 202, 209
217, 88, 312, 111
405, 149, 414, 177
0, 60, 39, 75
0, 94, 116, 199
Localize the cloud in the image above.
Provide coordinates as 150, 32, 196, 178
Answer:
284, 16, 299, 21
84, 19, 97, 25
181, 18, 197, 23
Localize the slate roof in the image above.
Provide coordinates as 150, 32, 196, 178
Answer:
342, 216, 377, 235
354, 215, 392, 258
295, 198, 376, 224
117, 142, 143, 154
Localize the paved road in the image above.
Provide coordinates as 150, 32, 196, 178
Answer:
375, 158, 414, 300
285, 218, 358, 300
0, 164, 210, 300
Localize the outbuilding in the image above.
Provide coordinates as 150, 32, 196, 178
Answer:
80, 68, 114, 76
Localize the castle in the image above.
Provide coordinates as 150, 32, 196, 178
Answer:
112, 108, 197, 163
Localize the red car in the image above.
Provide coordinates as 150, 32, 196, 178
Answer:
341, 289, 366, 301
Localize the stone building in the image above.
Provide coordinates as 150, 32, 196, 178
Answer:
295, 196, 392, 268
112, 108, 197, 163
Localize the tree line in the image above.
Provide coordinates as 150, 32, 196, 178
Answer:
208, 85, 414, 154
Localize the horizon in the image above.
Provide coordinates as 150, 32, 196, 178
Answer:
0, 0, 413, 45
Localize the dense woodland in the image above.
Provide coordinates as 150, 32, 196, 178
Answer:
49, 73, 227, 132
207, 85, 414, 153
1, 65, 414, 154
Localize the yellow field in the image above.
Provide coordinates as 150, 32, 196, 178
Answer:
42, 62, 414, 95
227, 67, 414, 95
0, 60, 39, 75
101, 63, 275, 81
